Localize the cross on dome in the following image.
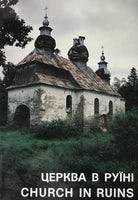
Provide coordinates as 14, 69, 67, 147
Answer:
44, 7, 48, 19
101, 45, 104, 55
43, 6, 49, 26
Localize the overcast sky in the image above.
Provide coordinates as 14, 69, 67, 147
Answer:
0, 0, 138, 83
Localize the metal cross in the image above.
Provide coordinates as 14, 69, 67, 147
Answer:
44, 7, 48, 18
101, 45, 104, 53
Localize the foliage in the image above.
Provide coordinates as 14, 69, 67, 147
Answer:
0, 0, 32, 125
109, 108, 138, 161
29, 119, 79, 139
0, 126, 137, 199
113, 67, 138, 111
128, 67, 138, 88
0, 78, 7, 125
2, 62, 16, 87
0, 0, 33, 66
113, 77, 127, 91
0, 62, 16, 125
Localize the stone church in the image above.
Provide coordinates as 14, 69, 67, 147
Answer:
7, 12, 125, 129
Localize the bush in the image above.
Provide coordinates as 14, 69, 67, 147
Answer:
29, 119, 79, 139
108, 108, 138, 161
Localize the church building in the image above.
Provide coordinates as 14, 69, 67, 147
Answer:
7, 12, 125, 129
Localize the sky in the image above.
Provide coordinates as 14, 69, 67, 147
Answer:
0, 0, 138, 83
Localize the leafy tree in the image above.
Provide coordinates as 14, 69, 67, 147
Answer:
0, 78, 7, 125
113, 77, 127, 91
0, 0, 33, 66
0, 0, 32, 124
0, 49, 5, 66
0, 62, 16, 125
2, 62, 16, 87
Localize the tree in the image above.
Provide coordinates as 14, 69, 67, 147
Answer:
0, 0, 32, 125
113, 68, 138, 111
2, 62, 16, 87
113, 77, 127, 91
0, 0, 33, 66
0, 63, 16, 125
128, 67, 138, 88
0, 78, 7, 125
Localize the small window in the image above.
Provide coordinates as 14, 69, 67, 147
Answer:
94, 98, 99, 115
66, 95, 72, 113
109, 101, 113, 115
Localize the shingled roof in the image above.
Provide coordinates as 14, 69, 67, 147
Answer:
16, 48, 120, 97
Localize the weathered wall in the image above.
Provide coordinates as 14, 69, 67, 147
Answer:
8, 85, 78, 125
39, 85, 77, 122
8, 85, 42, 125
8, 84, 125, 127
81, 90, 125, 129
83, 90, 125, 117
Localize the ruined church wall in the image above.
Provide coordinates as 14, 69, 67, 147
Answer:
81, 90, 125, 129
83, 90, 125, 119
8, 84, 125, 127
7, 85, 80, 125
8, 85, 43, 125
39, 85, 78, 122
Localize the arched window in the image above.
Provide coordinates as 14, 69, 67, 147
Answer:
94, 98, 99, 115
66, 95, 72, 113
109, 101, 113, 115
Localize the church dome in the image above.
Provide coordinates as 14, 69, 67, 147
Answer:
34, 35, 56, 51
68, 37, 89, 62
34, 10, 56, 52
68, 45, 89, 62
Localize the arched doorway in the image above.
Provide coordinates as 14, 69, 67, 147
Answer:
14, 105, 30, 128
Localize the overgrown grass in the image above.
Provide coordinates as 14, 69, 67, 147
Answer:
0, 115, 138, 199
28, 119, 80, 139
108, 108, 138, 161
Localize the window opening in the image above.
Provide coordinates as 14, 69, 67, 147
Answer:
66, 95, 72, 113
94, 98, 99, 115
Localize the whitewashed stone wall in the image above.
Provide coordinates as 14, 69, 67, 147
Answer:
39, 85, 76, 122
8, 86, 40, 124
8, 84, 125, 126
83, 90, 125, 119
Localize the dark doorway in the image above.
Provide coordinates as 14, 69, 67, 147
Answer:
14, 105, 30, 128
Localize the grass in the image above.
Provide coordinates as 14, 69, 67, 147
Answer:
0, 124, 137, 199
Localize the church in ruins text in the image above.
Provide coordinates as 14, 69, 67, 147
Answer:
7, 11, 125, 129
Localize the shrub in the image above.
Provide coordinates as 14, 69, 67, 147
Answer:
29, 119, 79, 139
108, 108, 138, 161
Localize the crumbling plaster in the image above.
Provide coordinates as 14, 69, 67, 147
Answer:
8, 84, 125, 127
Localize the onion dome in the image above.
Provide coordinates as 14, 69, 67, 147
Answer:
68, 36, 89, 62
35, 35, 56, 51
98, 46, 108, 68
34, 8, 56, 52
96, 46, 111, 85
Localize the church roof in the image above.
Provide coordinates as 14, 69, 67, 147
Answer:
16, 48, 120, 97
